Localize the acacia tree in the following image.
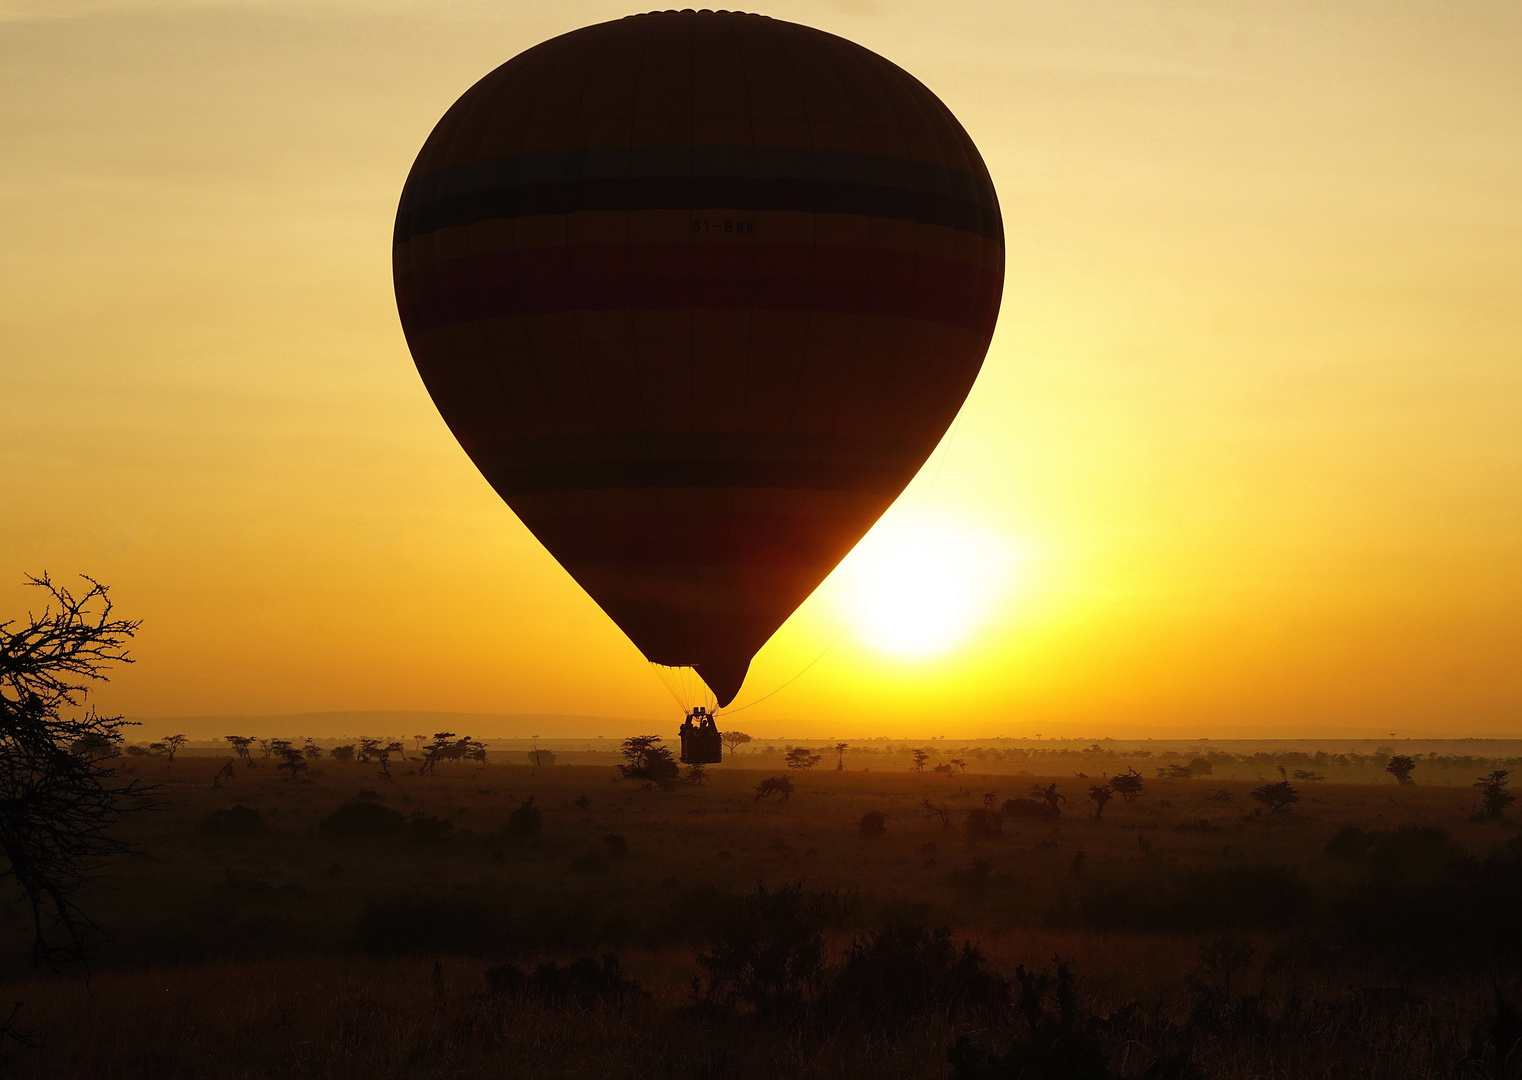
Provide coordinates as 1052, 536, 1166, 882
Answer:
1475, 770, 1514, 820
1110, 767, 1145, 802
374, 741, 404, 780
223, 736, 254, 766
1386, 755, 1417, 785
0, 574, 155, 969
617, 735, 680, 790
1251, 779, 1299, 814
911, 748, 929, 772
720, 731, 752, 755
273, 742, 307, 781
161, 734, 187, 763
784, 747, 821, 770
1088, 782, 1113, 819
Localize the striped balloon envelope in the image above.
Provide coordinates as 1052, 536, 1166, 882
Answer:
393, 9, 1004, 707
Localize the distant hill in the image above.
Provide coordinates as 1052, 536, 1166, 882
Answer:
123, 710, 663, 742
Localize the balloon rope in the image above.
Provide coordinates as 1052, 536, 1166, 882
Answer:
716, 410, 968, 718
717, 624, 850, 716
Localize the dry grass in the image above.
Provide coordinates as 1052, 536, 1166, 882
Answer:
0, 755, 1517, 1078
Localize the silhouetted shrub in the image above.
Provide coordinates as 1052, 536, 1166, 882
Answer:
1325, 825, 1379, 860
407, 812, 453, 846
653, 882, 739, 945
1110, 767, 1145, 802
1083, 864, 1309, 932
965, 809, 1002, 840
199, 804, 266, 836
827, 923, 1010, 1024
571, 851, 610, 874
1334, 828, 1522, 963
1475, 770, 1515, 820
616, 736, 680, 789
483, 953, 644, 1008
858, 810, 887, 839
319, 798, 405, 838
754, 776, 794, 801
358, 895, 502, 955
1250, 780, 1299, 814
948, 962, 1116, 1080
697, 882, 827, 1017
1468, 988, 1522, 1076
1002, 798, 1058, 822
506, 796, 542, 838
950, 858, 994, 892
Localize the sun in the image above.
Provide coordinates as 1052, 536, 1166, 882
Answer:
828, 515, 1019, 658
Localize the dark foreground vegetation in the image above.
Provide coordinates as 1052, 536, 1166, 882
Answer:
1, 750, 1519, 1078
4, 577, 1520, 1076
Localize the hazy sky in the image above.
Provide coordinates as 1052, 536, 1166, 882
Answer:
2, 0, 1519, 737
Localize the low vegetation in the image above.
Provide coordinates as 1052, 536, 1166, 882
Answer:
2, 738, 1521, 1077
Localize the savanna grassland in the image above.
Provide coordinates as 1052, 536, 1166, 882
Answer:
2, 745, 1520, 1079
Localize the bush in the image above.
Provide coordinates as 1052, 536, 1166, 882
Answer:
319, 798, 405, 838
950, 858, 994, 893
199, 804, 266, 836
1083, 864, 1310, 932
653, 882, 740, 945
1475, 770, 1515, 820
357, 895, 502, 955
483, 953, 643, 1008
616, 736, 680, 789
966, 809, 1002, 840
828, 923, 1010, 1024
1325, 825, 1378, 860
507, 796, 542, 838
948, 962, 1116, 1080
1250, 780, 1299, 814
754, 776, 794, 801
696, 882, 827, 1017
407, 812, 453, 846
1001, 798, 1058, 822
858, 811, 887, 839
571, 851, 610, 874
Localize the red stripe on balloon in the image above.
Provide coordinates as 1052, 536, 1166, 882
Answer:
397, 243, 1002, 336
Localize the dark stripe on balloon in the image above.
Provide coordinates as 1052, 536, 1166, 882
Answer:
399, 246, 1002, 335
412, 145, 992, 202
472, 430, 926, 496
396, 174, 1001, 244
485, 457, 914, 497
529, 513, 865, 568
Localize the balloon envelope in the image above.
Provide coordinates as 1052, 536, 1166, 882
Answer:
394, 10, 1004, 706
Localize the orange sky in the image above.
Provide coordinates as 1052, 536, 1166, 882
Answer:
2, 0, 1519, 737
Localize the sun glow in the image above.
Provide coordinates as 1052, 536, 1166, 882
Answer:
829, 516, 1021, 658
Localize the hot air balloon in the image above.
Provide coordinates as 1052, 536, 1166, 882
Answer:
393, 10, 1004, 755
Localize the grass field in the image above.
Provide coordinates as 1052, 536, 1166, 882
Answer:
2, 749, 1519, 1078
